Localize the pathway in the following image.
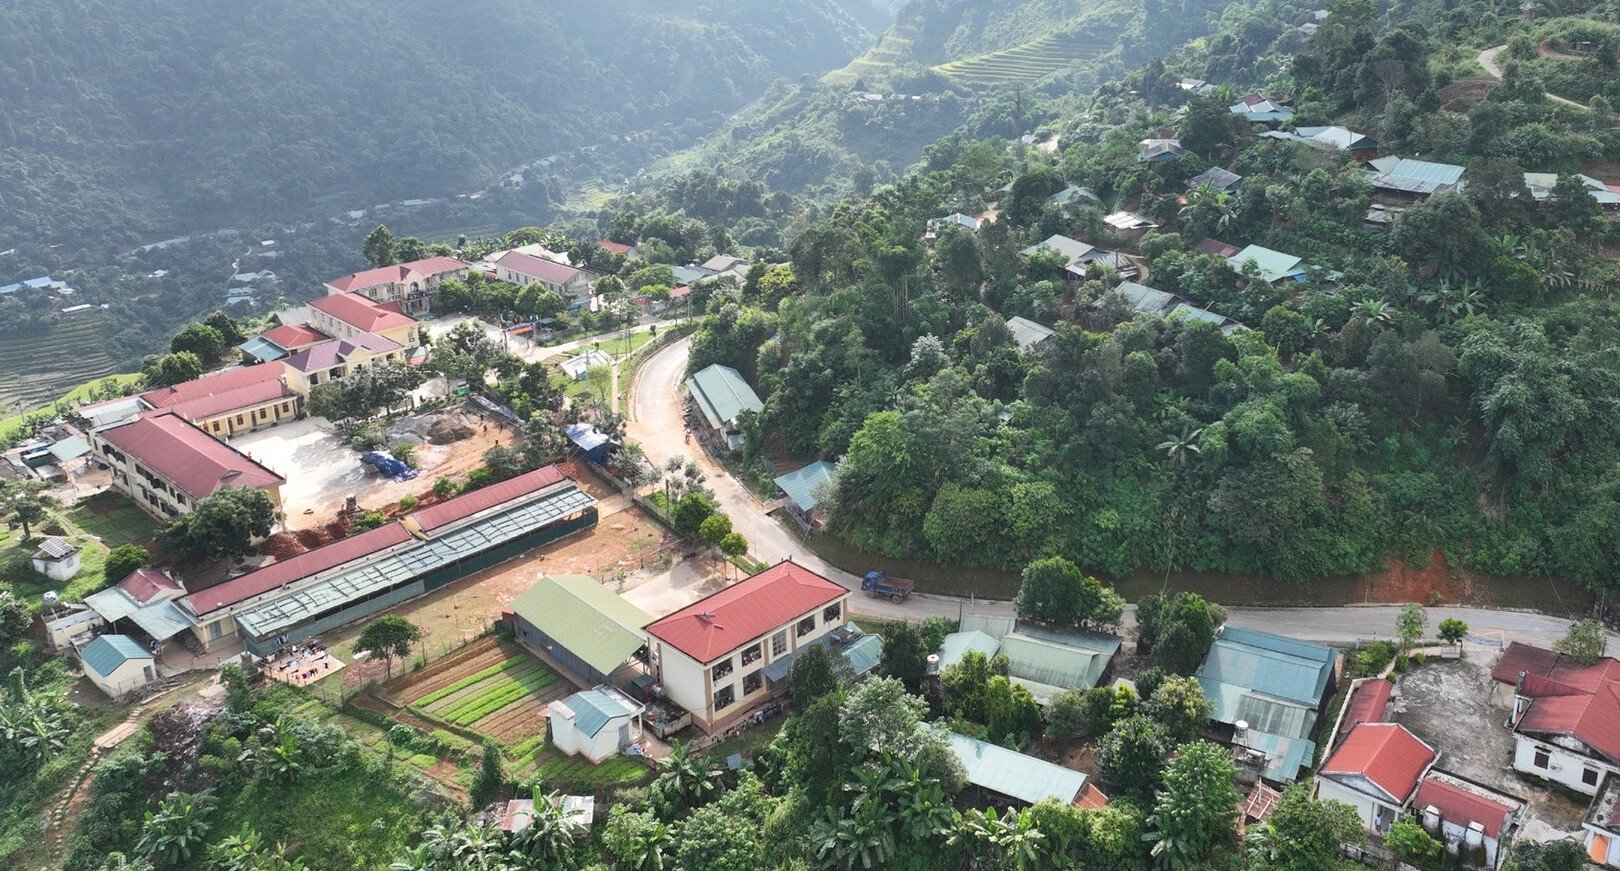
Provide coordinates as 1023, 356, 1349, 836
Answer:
1477, 44, 1590, 110
623, 337, 1617, 654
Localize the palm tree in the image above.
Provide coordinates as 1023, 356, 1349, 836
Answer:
1156, 428, 1204, 467
1351, 298, 1394, 327
512, 791, 577, 866
653, 741, 719, 812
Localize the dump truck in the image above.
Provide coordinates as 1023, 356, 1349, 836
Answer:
861, 570, 915, 603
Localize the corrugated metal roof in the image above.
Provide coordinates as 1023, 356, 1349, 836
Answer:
1228, 245, 1305, 283
947, 732, 1087, 805
510, 575, 651, 676
1322, 723, 1435, 803
85, 586, 142, 624
999, 630, 1119, 698
761, 625, 884, 682
1368, 157, 1465, 194
560, 687, 643, 738
1197, 627, 1336, 709
233, 486, 595, 638
127, 599, 191, 641
1189, 167, 1243, 192
1005, 317, 1055, 353
410, 465, 567, 532
686, 364, 763, 429
1238, 728, 1318, 782
1111, 281, 1175, 313
48, 436, 91, 462
646, 561, 846, 664
238, 336, 288, 362
939, 630, 1001, 670
773, 461, 837, 513
81, 634, 151, 677
1020, 234, 1095, 263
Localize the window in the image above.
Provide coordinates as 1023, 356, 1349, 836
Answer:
823, 602, 842, 623
797, 617, 816, 637
743, 671, 762, 695
212, 422, 222, 432
771, 631, 788, 657
714, 685, 735, 711
236, 415, 246, 425
258, 408, 267, 419
281, 402, 291, 413
1533, 748, 1551, 770
711, 659, 733, 682
1584, 767, 1600, 787
741, 643, 762, 666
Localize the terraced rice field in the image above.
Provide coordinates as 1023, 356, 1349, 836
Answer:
824, 30, 918, 86
934, 32, 1108, 87
393, 638, 569, 745
0, 311, 123, 410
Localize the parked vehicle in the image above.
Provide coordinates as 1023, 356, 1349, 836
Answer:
861, 570, 915, 603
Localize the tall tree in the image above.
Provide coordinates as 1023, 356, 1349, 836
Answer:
1245, 785, 1363, 871
363, 224, 399, 268
879, 622, 930, 693
1144, 741, 1238, 869
353, 615, 420, 681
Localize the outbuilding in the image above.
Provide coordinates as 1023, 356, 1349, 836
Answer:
549, 686, 646, 763
80, 634, 157, 699
30, 537, 81, 582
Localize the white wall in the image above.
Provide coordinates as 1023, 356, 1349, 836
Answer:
1513, 734, 1618, 796
1584, 826, 1620, 868
549, 707, 579, 756
1316, 778, 1403, 834
87, 657, 156, 699
655, 644, 710, 721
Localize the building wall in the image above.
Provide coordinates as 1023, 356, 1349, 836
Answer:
88, 658, 156, 699
196, 396, 300, 437
498, 266, 592, 302
1316, 778, 1400, 834
656, 593, 850, 731
306, 308, 418, 348
1512, 734, 1618, 795
1584, 826, 1620, 867
282, 347, 406, 396
337, 265, 467, 313
32, 553, 81, 582
189, 613, 239, 651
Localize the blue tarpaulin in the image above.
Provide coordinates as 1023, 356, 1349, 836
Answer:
565, 423, 616, 465
362, 451, 417, 481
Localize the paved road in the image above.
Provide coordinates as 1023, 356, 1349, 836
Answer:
1477, 44, 1590, 110
426, 314, 682, 364
624, 338, 1618, 652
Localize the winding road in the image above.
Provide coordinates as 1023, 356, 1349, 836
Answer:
1477, 44, 1591, 111
624, 336, 1615, 653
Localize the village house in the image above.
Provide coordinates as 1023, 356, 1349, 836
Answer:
306, 292, 421, 347
1492, 642, 1620, 797
1229, 93, 1295, 124
1046, 184, 1100, 212
78, 634, 157, 699
492, 250, 596, 304
1523, 172, 1620, 208
508, 574, 653, 689
280, 333, 406, 394
772, 460, 837, 531
1021, 234, 1137, 280
134, 362, 301, 437
1412, 770, 1525, 870
324, 256, 468, 314
596, 239, 636, 260
92, 412, 285, 521
1005, 316, 1056, 354
1260, 125, 1378, 160
1587, 779, 1620, 867
935, 615, 1121, 704
926, 212, 981, 239
549, 686, 646, 764
947, 731, 1109, 809
238, 324, 334, 363
1188, 166, 1243, 195
1366, 156, 1466, 197
643, 561, 866, 733
1196, 626, 1339, 783
84, 568, 190, 649
1139, 138, 1186, 162
1315, 722, 1439, 835
1228, 244, 1309, 284
686, 363, 764, 452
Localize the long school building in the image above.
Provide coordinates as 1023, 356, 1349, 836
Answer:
177, 465, 596, 655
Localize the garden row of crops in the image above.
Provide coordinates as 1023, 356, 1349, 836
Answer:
409, 656, 526, 707
425, 666, 556, 727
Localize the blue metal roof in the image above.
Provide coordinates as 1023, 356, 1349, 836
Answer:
81, 634, 151, 677
939, 630, 1001, 670
565, 423, 612, 452
773, 461, 836, 512
947, 732, 1087, 805
563, 688, 641, 738
1197, 626, 1336, 710
238, 336, 288, 362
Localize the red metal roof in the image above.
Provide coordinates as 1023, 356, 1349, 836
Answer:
1491, 642, 1620, 694
118, 567, 181, 604
645, 561, 847, 664
183, 523, 413, 616
1335, 678, 1394, 746
308, 292, 416, 334
324, 257, 467, 293
140, 362, 290, 411
409, 465, 567, 532
1518, 682, 1620, 763
262, 324, 331, 350
1322, 723, 1436, 803
494, 250, 581, 285
1195, 237, 1241, 258
1075, 783, 1110, 809
185, 464, 572, 615
596, 240, 633, 256
162, 378, 295, 423
99, 413, 285, 502
1413, 776, 1515, 839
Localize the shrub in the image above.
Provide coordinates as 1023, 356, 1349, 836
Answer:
398, 494, 419, 511
1356, 641, 1394, 676
432, 477, 457, 499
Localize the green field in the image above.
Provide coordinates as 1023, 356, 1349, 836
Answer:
0, 312, 126, 412
934, 32, 1108, 86
1, 495, 161, 605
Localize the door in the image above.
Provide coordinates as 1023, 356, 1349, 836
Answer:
618, 723, 631, 747
1591, 833, 1610, 865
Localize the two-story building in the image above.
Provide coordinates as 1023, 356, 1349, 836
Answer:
306, 292, 420, 347
492, 250, 596, 304
324, 256, 468, 314
644, 561, 851, 733
281, 334, 406, 394
1492, 642, 1620, 797
93, 412, 285, 520
136, 362, 301, 438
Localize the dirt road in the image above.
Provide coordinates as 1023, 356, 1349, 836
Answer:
1477, 44, 1590, 110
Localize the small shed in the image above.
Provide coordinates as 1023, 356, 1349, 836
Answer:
549, 686, 645, 763
565, 423, 616, 466
31, 537, 82, 582
560, 349, 613, 381
772, 461, 837, 530
1005, 316, 1056, 354
80, 634, 157, 699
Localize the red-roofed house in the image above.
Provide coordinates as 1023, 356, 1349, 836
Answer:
261, 324, 331, 353
1493, 642, 1620, 796
1412, 770, 1525, 869
324, 256, 468, 314
493, 251, 595, 303
94, 412, 285, 520
596, 240, 635, 259
1316, 722, 1439, 834
138, 362, 300, 437
1330, 677, 1394, 749
281, 334, 405, 394
645, 560, 850, 731
307, 292, 420, 347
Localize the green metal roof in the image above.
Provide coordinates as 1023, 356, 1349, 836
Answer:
238, 336, 289, 362
234, 486, 595, 639
1239, 728, 1318, 782
1196, 627, 1336, 742
947, 732, 1087, 805
127, 599, 191, 641
939, 630, 1001, 670
1228, 245, 1305, 283
510, 575, 653, 676
773, 461, 836, 513
1112, 281, 1175, 313
81, 634, 151, 677
561, 687, 642, 738
763, 624, 884, 682
999, 628, 1121, 700
85, 586, 141, 624
686, 364, 763, 429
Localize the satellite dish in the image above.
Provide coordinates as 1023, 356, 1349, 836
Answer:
42, 591, 60, 607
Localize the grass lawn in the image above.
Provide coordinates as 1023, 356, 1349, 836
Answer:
0, 372, 142, 440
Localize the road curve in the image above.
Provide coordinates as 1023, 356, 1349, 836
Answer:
1477, 44, 1590, 110
623, 337, 1615, 653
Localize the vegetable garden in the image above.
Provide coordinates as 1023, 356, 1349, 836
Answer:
390, 638, 570, 745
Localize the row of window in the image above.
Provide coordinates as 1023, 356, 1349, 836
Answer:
713, 670, 765, 711
709, 602, 845, 681
1530, 746, 1603, 787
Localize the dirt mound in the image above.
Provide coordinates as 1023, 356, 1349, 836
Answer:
260, 532, 308, 559
385, 408, 481, 446
426, 416, 477, 444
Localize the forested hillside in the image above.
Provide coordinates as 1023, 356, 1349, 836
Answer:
0, 0, 883, 249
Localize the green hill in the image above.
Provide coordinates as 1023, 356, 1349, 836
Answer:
935, 31, 1112, 86
0, 311, 123, 412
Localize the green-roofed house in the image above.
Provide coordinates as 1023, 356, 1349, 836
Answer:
947, 732, 1094, 807
1196, 625, 1340, 784
509, 575, 654, 687
773, 460, 837, 531
937, 620, 1122, 704
549, 686, 645, 763
80, 634, 157, 699
1227, 244, 1308, 284
686, 364, 764, 452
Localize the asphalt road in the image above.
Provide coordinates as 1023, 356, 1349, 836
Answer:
624, 338, 1616, 653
